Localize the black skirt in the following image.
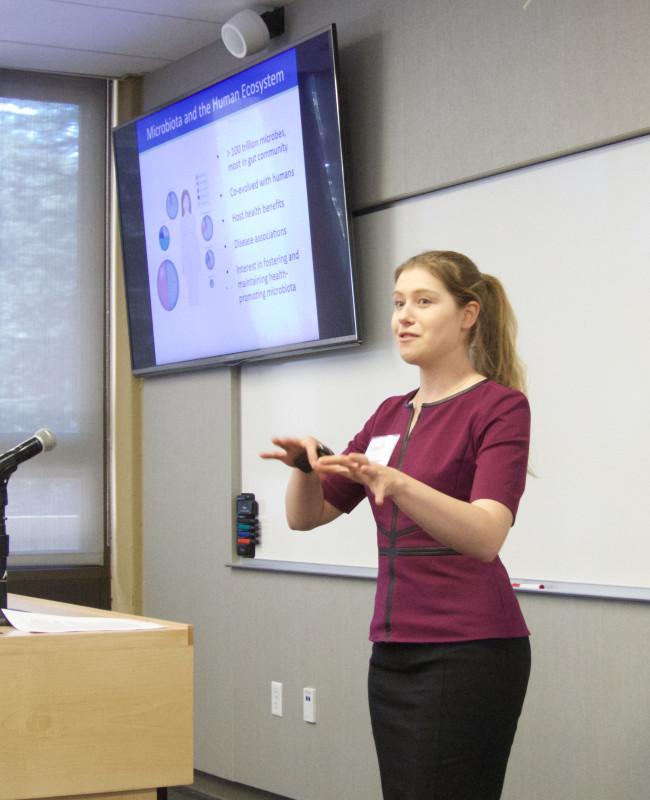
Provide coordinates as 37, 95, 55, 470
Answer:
368, 637, 531, 800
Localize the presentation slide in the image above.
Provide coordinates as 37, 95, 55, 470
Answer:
135, 47, 317, 366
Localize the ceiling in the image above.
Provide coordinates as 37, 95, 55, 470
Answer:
1, 0, 283, 79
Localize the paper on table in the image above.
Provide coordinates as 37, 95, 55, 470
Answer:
2, 608, 165, 633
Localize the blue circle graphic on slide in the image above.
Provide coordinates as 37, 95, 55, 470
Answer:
205, 249, 215, 270
157, 259, 179, 311
166, 191, 179, 219
159, 225, 170, 250
201, 215, 214, 241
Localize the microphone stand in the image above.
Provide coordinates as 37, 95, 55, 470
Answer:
0, 465, 17, 626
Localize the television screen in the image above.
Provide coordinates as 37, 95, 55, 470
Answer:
113, 26, 360, 376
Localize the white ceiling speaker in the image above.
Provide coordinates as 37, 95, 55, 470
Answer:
221, 7, 285, 59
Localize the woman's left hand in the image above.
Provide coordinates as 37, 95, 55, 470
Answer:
314, 453, 402, 506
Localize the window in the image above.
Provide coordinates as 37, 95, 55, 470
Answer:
0, 70, 108, 568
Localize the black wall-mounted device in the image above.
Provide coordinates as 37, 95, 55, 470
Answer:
236, 492, 259, 557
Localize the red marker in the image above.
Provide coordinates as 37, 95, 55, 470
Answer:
512, 582, 545, 589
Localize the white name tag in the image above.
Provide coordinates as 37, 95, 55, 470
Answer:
365, 434, 400, 466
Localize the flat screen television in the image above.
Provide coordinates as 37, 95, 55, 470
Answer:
113, 25, 360, 376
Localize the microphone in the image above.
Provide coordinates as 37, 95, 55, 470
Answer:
0, 428, 57, 478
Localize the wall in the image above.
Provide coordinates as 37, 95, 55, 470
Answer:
111, 75, 144, 615
140, 2, 650, 798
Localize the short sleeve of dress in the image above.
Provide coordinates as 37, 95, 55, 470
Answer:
469, 389, 531, 520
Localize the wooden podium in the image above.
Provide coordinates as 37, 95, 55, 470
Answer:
0, 594, 193, 800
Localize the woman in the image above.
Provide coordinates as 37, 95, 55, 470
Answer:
260, 251, 531, 799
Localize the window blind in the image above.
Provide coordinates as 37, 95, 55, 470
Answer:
0, 69, 108, 566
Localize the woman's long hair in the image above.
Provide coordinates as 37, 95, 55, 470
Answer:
394, 251, 527, 394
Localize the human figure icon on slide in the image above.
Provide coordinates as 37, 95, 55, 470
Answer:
180, 189, 201, 306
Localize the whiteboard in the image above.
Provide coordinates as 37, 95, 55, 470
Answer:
240, 134, 650, 597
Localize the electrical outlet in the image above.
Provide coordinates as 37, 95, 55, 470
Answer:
271, 681, 283, 717
303, 687, 316, 723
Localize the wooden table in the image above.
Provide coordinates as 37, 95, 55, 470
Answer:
0, 594, 193, 800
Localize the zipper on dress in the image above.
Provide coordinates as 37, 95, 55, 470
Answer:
383, 405, 416, 640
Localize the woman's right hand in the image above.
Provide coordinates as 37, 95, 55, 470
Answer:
260, 436, 342, 530
259, 436, 323, 471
